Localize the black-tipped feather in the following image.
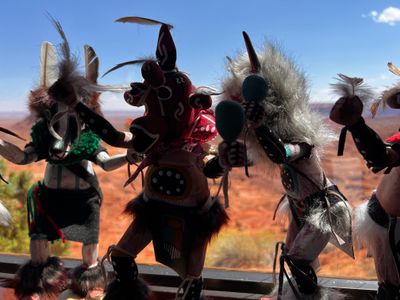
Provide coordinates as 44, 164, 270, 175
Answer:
48, 14, 70, 62
388, 62, 400, 77
84, 45, 99, 83
115, 16, 173, 30
102, 59, 151, 77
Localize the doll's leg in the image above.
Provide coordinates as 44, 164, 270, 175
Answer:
30, 239, 50, 264
104, 221, 152, 300
355, 196, 400, 299
175, 236, 208, 300
15, 239, 67, 300
282, 222, 330, 296
285, 215, 300, 250
65, 243, 105, 299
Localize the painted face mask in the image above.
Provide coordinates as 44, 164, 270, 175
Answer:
103, 19, 216, 154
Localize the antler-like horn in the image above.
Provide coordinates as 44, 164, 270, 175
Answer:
157, 24, 177, 71
242, 31, 260, 73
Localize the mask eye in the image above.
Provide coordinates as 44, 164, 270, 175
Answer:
130, 82, 147, 96
157, 86, 172, 100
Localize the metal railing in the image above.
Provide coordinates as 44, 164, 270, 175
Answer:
0, 254, 377, 299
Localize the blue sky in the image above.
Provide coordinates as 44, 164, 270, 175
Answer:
1, 0, 400, 111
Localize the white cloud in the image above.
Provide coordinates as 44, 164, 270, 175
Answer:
369, 6, 400, 26
100, 91, 145, 113
310, 87, 335, 103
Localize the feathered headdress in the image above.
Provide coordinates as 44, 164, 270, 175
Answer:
29, 17, 102, 118
102, 16, 175, 77
222, 33, 335, 165
330, 74, 374, 102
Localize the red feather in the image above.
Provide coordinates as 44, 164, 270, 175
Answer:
386, 132, 400, 143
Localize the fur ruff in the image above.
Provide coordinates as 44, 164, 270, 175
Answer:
222, 43, 336, 168
306, 198, 351, 237
14, 256, 68, 298
68, 263, 106, 298
268, 280, 347, 300
125, 194, 229, 242
307, 198, 353, 257
104, 277, 152, 300
274, 193, 352, 238
354, 201, 400, 283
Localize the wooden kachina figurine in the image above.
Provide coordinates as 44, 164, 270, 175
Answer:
0, 18, 132, 300
220, 32, 354, 300
53, 17, 243, 300
330, 69, 400, 300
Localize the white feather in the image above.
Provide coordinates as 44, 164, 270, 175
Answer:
0, 201, 11, 226
40, 42, 57, 88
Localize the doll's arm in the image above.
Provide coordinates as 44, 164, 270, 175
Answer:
94, 149, 143, 171
94, 151, 128, 171
254, 125, 287, 164
75, 102, 133, 148
330, 95, 390, 171
0, 140, 37, 164
346, 117, 391, 172
284, 143, 313, 162
254, 126, 312, 163
204, 142, 247, 178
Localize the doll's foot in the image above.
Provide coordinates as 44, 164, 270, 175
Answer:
103, 246, 151, 300
68, 263, 105, 298
14, 256, 67, 300
176, 277, 205, 300
376, 283, 400, 300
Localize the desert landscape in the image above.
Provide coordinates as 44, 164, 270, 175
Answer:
0, 106, 397, 295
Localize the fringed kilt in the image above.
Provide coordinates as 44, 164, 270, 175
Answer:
124, 194, 228, 275
28, 182, 101, 244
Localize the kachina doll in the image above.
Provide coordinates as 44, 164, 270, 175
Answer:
220, 32, 354, 299
0, 19, 133, 300
330, 69, 400, 299
55, 17, 234, 300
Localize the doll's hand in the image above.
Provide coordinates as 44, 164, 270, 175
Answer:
218, 141, 246, 168
329, 96, 363, 126
126, 149, 144, 164
242, 101, 265, 127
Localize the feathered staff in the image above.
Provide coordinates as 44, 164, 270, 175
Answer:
330, 74, 374, 156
